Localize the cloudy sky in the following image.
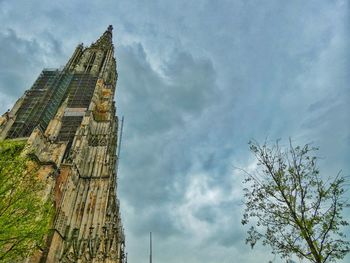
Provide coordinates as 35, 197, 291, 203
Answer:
0, 0, 349, 262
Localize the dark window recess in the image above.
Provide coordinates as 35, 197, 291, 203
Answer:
67, 74, 97, 108
56, 116, 83, 142
98, 53, 107, 74
85, 52, 96, 74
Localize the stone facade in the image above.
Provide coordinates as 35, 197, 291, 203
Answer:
0, 26, 126, 263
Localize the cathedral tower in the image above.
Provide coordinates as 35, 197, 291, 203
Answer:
0, 26, 126, 263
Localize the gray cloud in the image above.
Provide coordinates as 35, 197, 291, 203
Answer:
0, 29, 42, 98
117, 43, 219, 229
0, 27, 65, 104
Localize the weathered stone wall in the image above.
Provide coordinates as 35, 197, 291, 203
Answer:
1, 26, 125, 263
44, 26, 125, 263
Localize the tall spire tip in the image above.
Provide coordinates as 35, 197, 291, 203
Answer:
108, 25, 113, 33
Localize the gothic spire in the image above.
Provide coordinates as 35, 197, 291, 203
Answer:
91, 25, 114, 49
108, 25, 113, 33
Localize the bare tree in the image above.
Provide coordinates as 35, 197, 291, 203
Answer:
242, 139, 349, 263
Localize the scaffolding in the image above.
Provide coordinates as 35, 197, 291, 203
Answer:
7, 70, 97, 141
56, 73, 97, 143
56, 116, 84, 142
67, 74, 97, 108
39, 72, 73, 129
7, 70, 63, 138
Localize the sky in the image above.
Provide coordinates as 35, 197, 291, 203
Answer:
0, 0, 349, 262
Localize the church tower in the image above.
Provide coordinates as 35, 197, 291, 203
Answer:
0, 26, 126, 262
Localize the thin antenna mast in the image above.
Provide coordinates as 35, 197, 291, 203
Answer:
150, 232, 152, 263
116, 116, 124, 176
117, 116, 124, 159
